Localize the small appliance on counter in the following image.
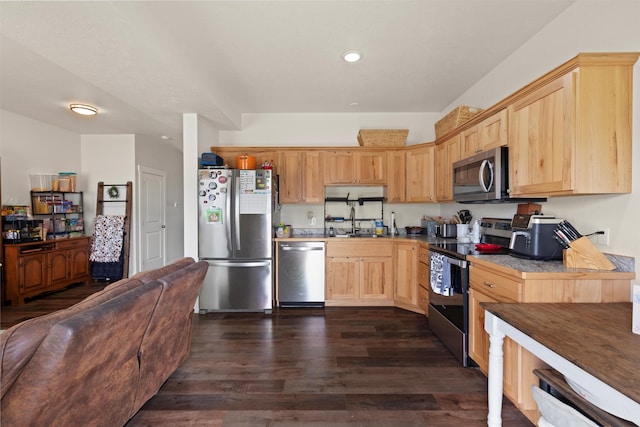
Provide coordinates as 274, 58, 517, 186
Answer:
509, 214, 564, 260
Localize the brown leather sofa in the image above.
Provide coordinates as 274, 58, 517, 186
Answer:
0, 257, 208, 426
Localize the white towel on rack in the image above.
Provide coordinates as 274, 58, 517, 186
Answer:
90, 215, 125, 263
430, 252, 453, 296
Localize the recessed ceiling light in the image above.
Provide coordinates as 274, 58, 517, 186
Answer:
69, 103, 98, 116
343, 51, 361, 63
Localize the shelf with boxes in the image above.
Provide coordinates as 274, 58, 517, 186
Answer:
1, 205, 44, 244
31, 191, 85, 239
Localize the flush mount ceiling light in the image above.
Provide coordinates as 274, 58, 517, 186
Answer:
69, 103, 98, 116
343, 51, 362, 63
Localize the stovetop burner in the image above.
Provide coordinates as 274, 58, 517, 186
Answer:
430, 218, 513, 259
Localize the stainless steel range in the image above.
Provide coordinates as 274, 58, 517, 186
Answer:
427, 218, 512, 367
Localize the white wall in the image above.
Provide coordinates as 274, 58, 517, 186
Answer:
219, 112, 439, 147
442, 0, 640, 279
0, 109, 81, 205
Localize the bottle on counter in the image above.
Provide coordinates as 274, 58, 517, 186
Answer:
472, 220, 481, 243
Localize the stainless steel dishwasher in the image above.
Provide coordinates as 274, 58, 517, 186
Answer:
277, 241, 325, 307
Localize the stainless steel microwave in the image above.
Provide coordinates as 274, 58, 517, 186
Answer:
452, 147, 511, 203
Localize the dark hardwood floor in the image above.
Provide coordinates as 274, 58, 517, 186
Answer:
2, 287, 532, 426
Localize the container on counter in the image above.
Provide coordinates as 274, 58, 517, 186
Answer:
30, 173, 57, 191
375, 219, 384, 235
58, 172, 77, 192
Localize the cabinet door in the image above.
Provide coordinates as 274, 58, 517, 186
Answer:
394, 242, 417, 307
355, 151, 386, 184
68, 246, 90, 281
435, 135, 460, 202
460, 125, 480, 159
19, 253, 48, 293
323, 151, 355, 184
48, 250, 69, 286
325, 256, 359, 300
468, 288, 494, 373
405, 145, 436, 203
386, 150, 406, 202
279, 152, 304, 203
479, 109, 507, 151
302, 151, 324, 203
360, 257, 393, 301
508, 75, 572, 196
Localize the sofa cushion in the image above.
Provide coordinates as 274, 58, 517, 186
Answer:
0, 277, 144, 398
1, 280, 163, 427
133, 260, 208, 408
131, 257, 195, 284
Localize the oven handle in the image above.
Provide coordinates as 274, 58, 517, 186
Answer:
429, 251, 468, 269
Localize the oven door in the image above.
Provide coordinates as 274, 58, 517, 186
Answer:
427, 249, 471, 366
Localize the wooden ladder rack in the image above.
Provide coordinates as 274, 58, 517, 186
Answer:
96, 181, 132, 279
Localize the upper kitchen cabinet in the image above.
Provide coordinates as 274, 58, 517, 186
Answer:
406, 144, 436, 203
460, 109, 507, 159
279, 151, 323, 204
323, 150, 386, 185
435, 134, 461, 202
385, 150, 406, 203
508, 53, 639, 196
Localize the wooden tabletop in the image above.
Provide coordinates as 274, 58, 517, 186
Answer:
481, 302, 640, 405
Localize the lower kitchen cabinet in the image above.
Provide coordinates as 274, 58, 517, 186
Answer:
325, 241, 393, 305
468, 257, 633, 423
3, 236, 91, 306
393, 241, 420, 312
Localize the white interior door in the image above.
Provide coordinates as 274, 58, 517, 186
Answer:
138, 166, 166, 272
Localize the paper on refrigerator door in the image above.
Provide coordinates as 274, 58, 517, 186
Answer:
239, 170, 270, 214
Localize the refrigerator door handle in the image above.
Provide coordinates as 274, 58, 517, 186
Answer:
235, 176, 241, 251
205, 260, 271, 268
225, 175, 232, 253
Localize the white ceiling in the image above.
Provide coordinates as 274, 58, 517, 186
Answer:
0, 1, 575, 145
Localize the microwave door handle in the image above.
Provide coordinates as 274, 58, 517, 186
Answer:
479, 159, 494, 192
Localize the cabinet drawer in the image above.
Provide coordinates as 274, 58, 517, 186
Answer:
418, 246, 429, 264
326, 241, 392, 258
418, 261, 430, 288
417, 284, 429, 313
469, 265, 521, 302
56, 237, 89, 249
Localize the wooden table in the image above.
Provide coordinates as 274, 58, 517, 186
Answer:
482, 302, 640, 426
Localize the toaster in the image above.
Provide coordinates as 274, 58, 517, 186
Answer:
509, 214, 564, 260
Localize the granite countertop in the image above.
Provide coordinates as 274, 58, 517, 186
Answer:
469, 253, 635, 276
274, 233, 635, 276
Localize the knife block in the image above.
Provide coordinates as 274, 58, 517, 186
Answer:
563, 237, 615, 270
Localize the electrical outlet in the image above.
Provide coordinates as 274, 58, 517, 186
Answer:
597, 227, 610, 246
310, 217, 317, 226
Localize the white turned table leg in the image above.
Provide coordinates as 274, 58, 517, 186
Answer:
487, 322, 505, 426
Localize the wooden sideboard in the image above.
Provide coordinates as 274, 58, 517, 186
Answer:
3, 236, 91, 306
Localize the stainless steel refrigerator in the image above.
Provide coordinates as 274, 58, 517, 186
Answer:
198, 168, 273, 312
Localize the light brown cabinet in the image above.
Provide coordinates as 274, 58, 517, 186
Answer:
405, 144, 436, 203
393, 241, 419, 311
4, 236, 91, 306
460, 109, 507, 158
435, 135, 461, 202
325, 241, 393, 305
323, 150, 386, 185
508, 53, 638, 196
468, 257, 633, 423
209, 147, 278, 171
385, 150, 406, 203
279, 151, 323, 204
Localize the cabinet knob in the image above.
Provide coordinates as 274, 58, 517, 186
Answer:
483, 281, 495, 288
